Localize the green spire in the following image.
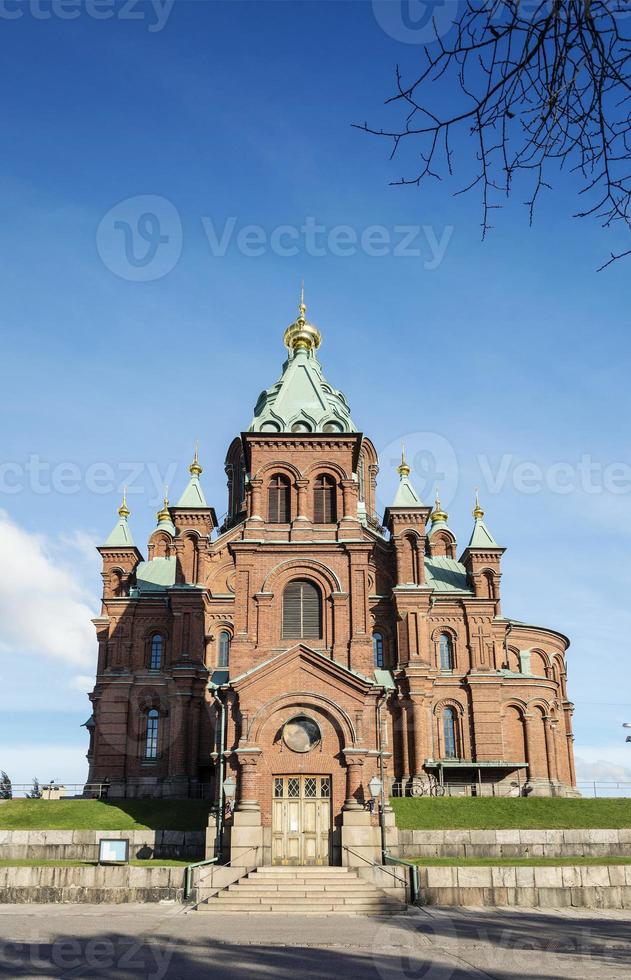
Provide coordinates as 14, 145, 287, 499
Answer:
391, 445, 423, 506
468, 490, 499, 547
177, 444, 208, 508
249, 292, 355, 433
104, 490, 135, 547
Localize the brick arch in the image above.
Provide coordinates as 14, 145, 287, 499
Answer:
433, 697, 466, 716
149, 529, 173, 559
502, 697, 528, 714
253, 460, 303, 482
262, 558, 343, 595
530, 648, 549, 677
505, 644, 522, 672
249, 690, 357, 746
302, 460, 348, 481
135, 688, 169, 714
205, 560, 236, 594
526, 698, 550, 716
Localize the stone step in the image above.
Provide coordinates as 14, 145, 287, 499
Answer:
241, 876, 362, 885
254, 867, 351, 874
224, 887, 385, 899
212, 893, 402, 907
233, 883, 375, 893
199, 903, 403, 915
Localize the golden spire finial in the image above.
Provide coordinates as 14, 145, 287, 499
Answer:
473, 488, 485, 520
431, 487, 448, 524
298, 280, 306, 321
283, 283, 321, 352
397, 443, 411, 479
157, 487, 171, 523
189, 441, 203, 477
118, 487, 130, 520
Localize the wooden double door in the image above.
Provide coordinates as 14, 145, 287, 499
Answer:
271, 774, 331, 866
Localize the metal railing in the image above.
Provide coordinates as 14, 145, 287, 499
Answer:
2, 782, 216, 800
392, 779, 631, 799
184, 845, 259, 903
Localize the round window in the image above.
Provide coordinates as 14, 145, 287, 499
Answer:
282, 715, 321, 753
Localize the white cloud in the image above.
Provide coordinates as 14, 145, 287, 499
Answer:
0, 510, 97, 666
69, 674, 94, 693
575, 745, 631, 793
0, 744, 88, 790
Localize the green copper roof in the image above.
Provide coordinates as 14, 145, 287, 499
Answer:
391, 473, 423, 507
249, 345, 356, 433
468, 517, 500, 548
155, 515, 176, 537
103, 514, 135, 547
425, 556, 473, 593
136, 556, 176, 591
177, 474, 207, 508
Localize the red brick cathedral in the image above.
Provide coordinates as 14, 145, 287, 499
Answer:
86, 297, 577, 861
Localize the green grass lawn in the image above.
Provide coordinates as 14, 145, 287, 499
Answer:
409, 855, 631, 867
0, 799, 213, 831
391, 797, 631, 829
0, 858, 189, 867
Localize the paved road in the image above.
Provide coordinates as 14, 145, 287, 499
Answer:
0, 903, 629, 979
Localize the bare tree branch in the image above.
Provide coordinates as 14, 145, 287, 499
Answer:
357, 0, 631, 268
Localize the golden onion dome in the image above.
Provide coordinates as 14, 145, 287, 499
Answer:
431, 490, 448, 524
283, 286, 321, 352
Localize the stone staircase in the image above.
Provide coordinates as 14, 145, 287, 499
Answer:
197, 865, 408, 915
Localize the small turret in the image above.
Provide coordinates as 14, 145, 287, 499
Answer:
460, 490, 505, 604
427, 489, 456, 558
98, 491, 143, 598
384, 446, 432, 586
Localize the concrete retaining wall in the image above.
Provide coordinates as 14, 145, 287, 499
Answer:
418, 864, 631, 908
0, 865, 184, 904
396, 828, 631, 860
0, 830, 205, 862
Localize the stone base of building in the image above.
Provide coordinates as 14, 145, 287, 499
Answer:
89, 776, 204, 800
525, 778, 580, 798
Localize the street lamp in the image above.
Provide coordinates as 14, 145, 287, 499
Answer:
368, 776, 383, 801
223, 775, 237, 801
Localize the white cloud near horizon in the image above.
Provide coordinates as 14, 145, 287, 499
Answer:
0, 509, 97, 666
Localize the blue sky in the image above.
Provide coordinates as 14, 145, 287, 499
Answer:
0, 0, 630, 792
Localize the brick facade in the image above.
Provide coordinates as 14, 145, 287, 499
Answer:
86, 306, 577, 848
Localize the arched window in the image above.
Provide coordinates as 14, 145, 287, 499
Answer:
268, 474, 291, 523
314, 475, 337, 523
439, 633, 454, 671
145, 709, 159, 760
282, 580, 322, 639
373, 632, 384, 668
218, 630, 231, 668
443, 708, 458, 759
150, 635, 163, 671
